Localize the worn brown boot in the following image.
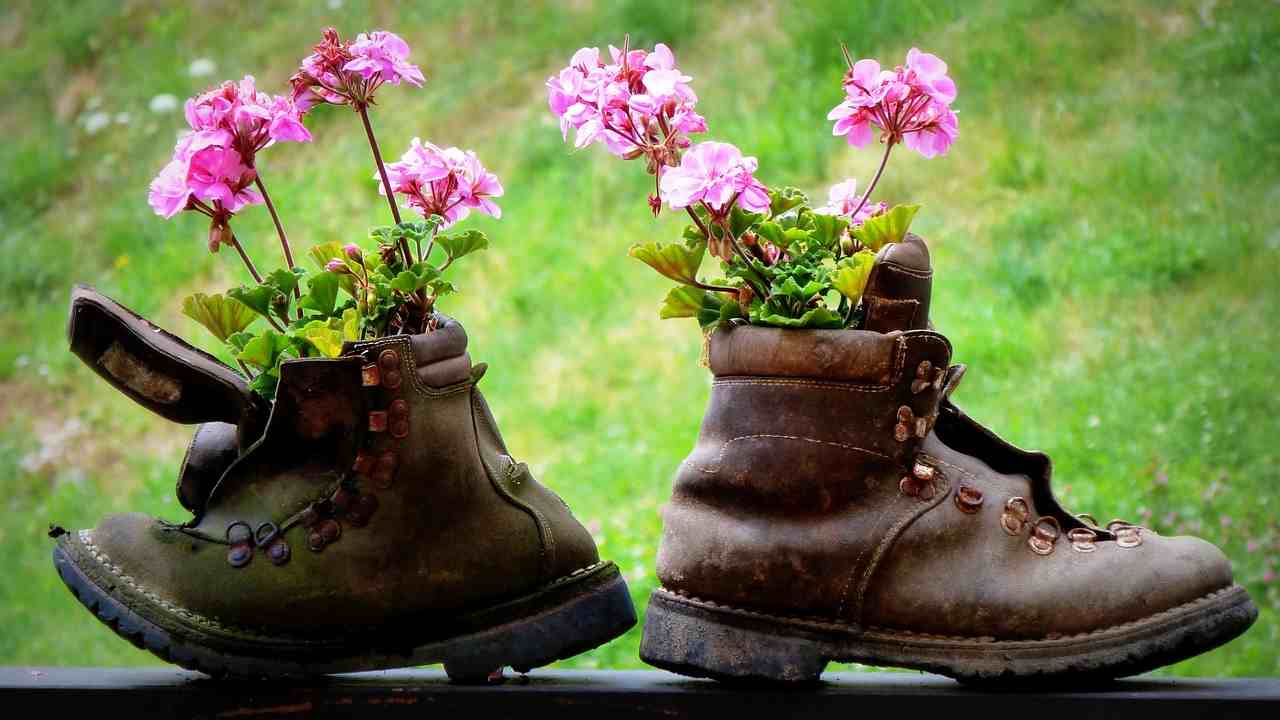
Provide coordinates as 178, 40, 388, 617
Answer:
51, 287, 635, 679
640, 235, 1256, 684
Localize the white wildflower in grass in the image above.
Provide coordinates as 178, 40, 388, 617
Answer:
83, 111, 111, 134
188, 58, 217, 77
149, 94, 179, 113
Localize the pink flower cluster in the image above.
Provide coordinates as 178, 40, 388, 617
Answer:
148, 76, 310, 228
815, 178, 885, 224
381, 138, 503, 228
659, 142, 769, 215
547, 42, 706, 164
828, 48, 958, 158
291, 28, 424, 111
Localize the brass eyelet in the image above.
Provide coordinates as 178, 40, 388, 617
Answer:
1028, 516, 1061, 556
1001, 497, 1030, 536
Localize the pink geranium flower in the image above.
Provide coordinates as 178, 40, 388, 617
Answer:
829, 47, 959, 158
345, 31, 425, 87
815, 178, 885, 224
381, 138, 502, 228
291, 28, 425, 110
547, 39, 705, 169
184, 76, 311, 167
658, 141, 770, 215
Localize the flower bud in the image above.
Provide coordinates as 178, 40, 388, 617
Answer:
326, 259, 351, 275
207, 220, 231, 254
343, 243, 363, 262
840, 235, 855, 256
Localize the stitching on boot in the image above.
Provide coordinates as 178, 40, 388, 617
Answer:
656, 584, 1241, 644
74, 530, 607, 639
849, 454, 952, 621
469, 390, 555, 575
713, 378, 894, 393
875, 260, 933, 280
691, 434, 895, 475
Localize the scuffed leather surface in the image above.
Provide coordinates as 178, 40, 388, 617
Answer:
67, 285, 267, 429
859, 414, 1234, 638
175, 422, 240, 515
862, 233, 932, 333
66, 322, 602, 636
657, 328, 953, 616
709, 323, 901, 384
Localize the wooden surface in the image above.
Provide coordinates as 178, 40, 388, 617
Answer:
3, 668, 1279, 719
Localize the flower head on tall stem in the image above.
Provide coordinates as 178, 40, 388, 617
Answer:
828, 47, 958, 157
290, 28, 424, 112
184, 75, 311, 166
547, 37, 706, 214
381, 139, 503, 230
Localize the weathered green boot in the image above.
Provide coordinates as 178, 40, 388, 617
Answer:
51, 286, 635, 679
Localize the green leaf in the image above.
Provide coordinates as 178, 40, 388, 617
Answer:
226, 284, 277, 319
299, 271, 340, 316
339, 308, 360, 341
659, 286, 706, 319
237, 330, 291, 369
809, 212, 849, 250
832, 250, 877, 302
249, 370, 280, 400
659, 286, 730, 329
301, 320, 345, 358
390, 270, 423, 294
752, 306, 844, 329
264, 267, 305, 296
782, 227, 810, 249
769, 186, 808, 217
852, 203, 920, 251
181, 293, 256, 342
226, 331, 255, 353
755, 222, 785, 248
427, 279, 457, 297
436, 230, 489, 262
729, 205, 764, 238
309, 241, 345, 270
628, 240, 707, 286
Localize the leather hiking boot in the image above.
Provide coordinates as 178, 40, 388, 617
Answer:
639, 235, 1257, 684
51, 287, 635, 679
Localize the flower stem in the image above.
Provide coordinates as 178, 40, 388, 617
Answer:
229, 231, 264, 284
253, 174, 302, 319
357, 103, 413, 267
850, 141, 893, 221
684, 206, 712, 240
228, 232, 285, 332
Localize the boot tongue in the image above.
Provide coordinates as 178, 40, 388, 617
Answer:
860, 233, 933, 333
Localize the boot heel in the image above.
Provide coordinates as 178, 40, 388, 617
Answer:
640, 590, 829, 683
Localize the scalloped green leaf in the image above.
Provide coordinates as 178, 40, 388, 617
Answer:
181, 293, 257, 343
832, 250, 878, 302
750, 305, 844, 329
299, 271, 340, 316
852, 203, 920, 251
437, 230, 489, 262
301, 320, 344, 358
236, 329, 291, 369
769, 186, 808, 217
628, 240, 707, 286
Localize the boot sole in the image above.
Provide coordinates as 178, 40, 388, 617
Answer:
640, 585, 1258, 685
53, 544, 636, 681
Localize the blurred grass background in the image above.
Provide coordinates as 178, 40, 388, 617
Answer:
1, 0, 1277, 676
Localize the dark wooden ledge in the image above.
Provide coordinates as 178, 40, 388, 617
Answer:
3, 668, 1278, 719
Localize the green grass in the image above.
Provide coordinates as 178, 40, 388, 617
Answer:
1, 0, 1277, 675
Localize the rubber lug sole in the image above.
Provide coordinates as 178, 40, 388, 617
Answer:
639, 585, 1257, 685
54, 546, 636, 680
